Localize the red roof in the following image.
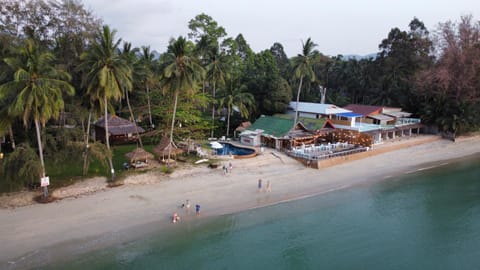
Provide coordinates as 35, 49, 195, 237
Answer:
343, 104, 383, 116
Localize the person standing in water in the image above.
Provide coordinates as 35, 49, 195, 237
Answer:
195, 204, 201, 216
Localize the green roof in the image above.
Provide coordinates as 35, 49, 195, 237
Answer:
273, 114, 328, 131
247, 115, 293, 137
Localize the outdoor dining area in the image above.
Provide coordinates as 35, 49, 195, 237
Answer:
289, 142, 369, 160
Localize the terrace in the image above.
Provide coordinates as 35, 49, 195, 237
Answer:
288, 142, 369, 161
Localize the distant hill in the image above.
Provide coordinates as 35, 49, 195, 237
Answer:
342, 53, 378, 60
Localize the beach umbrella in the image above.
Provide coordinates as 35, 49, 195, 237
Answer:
210, 141, 223, 149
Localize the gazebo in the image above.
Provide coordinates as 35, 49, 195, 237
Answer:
153, 136, 184, 164
125, 148, 154, 169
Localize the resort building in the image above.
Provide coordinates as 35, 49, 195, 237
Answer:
239, 115, 335, 151
288, 101, 352, 119
338, 104, 423, 144
94, 114, 145, 144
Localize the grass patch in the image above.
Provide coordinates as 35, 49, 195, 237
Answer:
43, 144, 158, 188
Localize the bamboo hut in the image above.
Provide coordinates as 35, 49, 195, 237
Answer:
125, 148, 154, 169
153, 137, 184, 164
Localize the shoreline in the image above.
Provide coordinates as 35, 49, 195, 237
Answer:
1, 135, 480, 268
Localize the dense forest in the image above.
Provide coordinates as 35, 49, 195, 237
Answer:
1, 0, 479, 192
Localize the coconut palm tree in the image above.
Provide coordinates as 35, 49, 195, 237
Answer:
139, 45, 158, 129
0, 39, 75, 197
120, 42, 143, 148
206, 44, 229, 138
80, 25, 132, 181
161, 36, 205, 160
292, 38, 318, 128
218, 82, 254, 137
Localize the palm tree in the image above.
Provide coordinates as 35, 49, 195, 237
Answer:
139, 46, 158, 129
206, 44, 228, 138
292, 38, 318, 128
80, 25, 132, 181
120, 42, 143, 148
0, 39, 75, 197
218, 82, 254, 137
161, 36, 205, 161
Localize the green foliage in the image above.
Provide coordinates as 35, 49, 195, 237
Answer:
1, 8, 480, 194
242, 50, 290, 117
0, 143, 42, 192
1, 39, 75, 126
291, 37, 318, 126
188, 13, 227, 44
160, 36, 205, 159
80, 25, 133, 180
160, 165, 174, 174
415, 15, 480, 135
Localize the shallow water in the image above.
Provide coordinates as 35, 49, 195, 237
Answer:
40, 155, 480, 270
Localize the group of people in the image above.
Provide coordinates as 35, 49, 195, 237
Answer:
222, 162, 233, 175
257, 179, 271, 192
173, 199, 201, 223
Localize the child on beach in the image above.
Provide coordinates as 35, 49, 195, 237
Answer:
266, 180, 271, 192
195, 204, 201, 216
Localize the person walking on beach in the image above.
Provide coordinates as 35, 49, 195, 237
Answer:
229, 162, 233, 173
266, 180, 271, 192
258, 179, 262, 192
223, 164, 227, 175
195, 204, 201, 216
185, 199, 191, 214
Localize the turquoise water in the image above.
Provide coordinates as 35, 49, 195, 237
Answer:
43, 156, 480, 270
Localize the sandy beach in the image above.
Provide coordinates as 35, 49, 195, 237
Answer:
1, 135, 480, 268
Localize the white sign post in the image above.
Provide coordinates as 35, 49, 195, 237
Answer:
40, 176, 50, 187
40, 176, 50, 198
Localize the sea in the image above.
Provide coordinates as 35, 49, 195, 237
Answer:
35, 154, 480, 270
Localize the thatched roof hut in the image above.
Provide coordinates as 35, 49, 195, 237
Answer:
125, 148, 154, 163
153, 137, 184, 160
95, 114, 145, 143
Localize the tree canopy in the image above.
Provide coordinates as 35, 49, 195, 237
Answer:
1, 4, 479, 191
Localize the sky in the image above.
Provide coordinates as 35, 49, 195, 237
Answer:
81, 0, 478, 57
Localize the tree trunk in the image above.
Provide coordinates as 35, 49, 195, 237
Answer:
319, 85, 327, 104
104, 95, 115, 182
146, 83, 153, 129
8, 125, 15, 150
201, 81, 206, 112
226, 107, 231, 137
82, 111, 92, 176
125, 89, 143, 148
210, 81, 216, 138
168, 91, 179, 161
293, 76, 304, 128
34, 119, 47, 197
